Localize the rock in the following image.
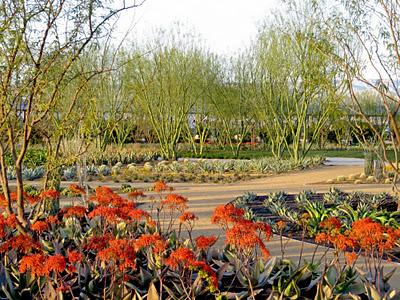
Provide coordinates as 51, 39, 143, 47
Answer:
384, 178, 392, 184
143, 162, 153, 171
366, 176, 375, 183
326, 179, 334, 184
337, 175, 346, 182
348, 174, 358, 180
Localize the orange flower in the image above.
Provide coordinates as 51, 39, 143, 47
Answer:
31, 220, 48, 233
88, 205, 148, 223
276, 220, 286, 231
154, 181, 170, 193
331, 234, 355, 251
62, 206, 87, 218
44, 254, 66, 274
345, 251, 358, 265
0, 234, 42, 254
97, 239, 136, 271
69, 184, 86, 195
20, 254, 66, 277
19, 254, 46, 277
315, 232, 329, 244
134, 234, 167, 254
128, 190, 145, 199
5, 214, 17, 228
320, 217, 342, 232
161, 194, 188, 211
225, 220, 270, 258
83, 234, 112, 252
195, 235, 217, 250
211, 204, 245, 227
88, 206, 120, 222
67, 250, 83, 263
165, 247, 196, 269
127, 209, 150, 221
179, 211, 197, 223
45, 215, 59, 225
349, 218, 391, 252
39, 189, 60, 200
0, 214, 16, 238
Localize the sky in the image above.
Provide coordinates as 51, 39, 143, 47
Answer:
116, 0, 281, 56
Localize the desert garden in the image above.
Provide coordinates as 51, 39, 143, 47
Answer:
2, 0, 400, 299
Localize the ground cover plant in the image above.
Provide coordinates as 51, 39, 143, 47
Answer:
0, 182, 399, 299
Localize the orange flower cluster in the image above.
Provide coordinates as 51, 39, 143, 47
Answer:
225, 220, 272, 258
195, 235, 217, 250
349, 218, 400, 254
90, 186, 132, 208
45, 215, 59, 225
166, 247, 218, 290
315, 232, 355, 251
345, 251, 358, 265
179, 211, 197, 223
31, 220, 48, 233
0, 214, 17, 238
134, 233, 167, 254
88, 205, 150, 223
97, 239, 136, 271
161, 194, 188, 211
62, 206, 87, 218
212, 204, 272, 258
165, 247, 196, 269
154, 181, 170, 193
0, 192, 37, 207
0, 234, 42, 254
320, 217, 342, 232
83, 234, 112, 252
211, 204, 245, 227
276, 220, 286, 231
19, 254, 66, 278
69, 184, 86, 195
67, 250, 83, 263
39, 190, 60, 200
316, 217, 400, 259
128, 190, 145, 199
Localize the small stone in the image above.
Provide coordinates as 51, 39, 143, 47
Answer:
366, 176, 375, 183
337, 175, 346, 181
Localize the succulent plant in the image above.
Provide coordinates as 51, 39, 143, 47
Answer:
22, 166, 45, 181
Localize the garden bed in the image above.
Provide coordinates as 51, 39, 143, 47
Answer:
232, 189, 400, 260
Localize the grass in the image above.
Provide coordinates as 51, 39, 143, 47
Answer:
178, 148, 395, 160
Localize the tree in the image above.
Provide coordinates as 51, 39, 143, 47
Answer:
253, 3, 344, 162
129, 28, 208, 160
0, 0, 143, 232
325, 0, 400, 186
210, 55, 256, 158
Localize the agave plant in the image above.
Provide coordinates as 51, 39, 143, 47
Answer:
22, 166, 45, 181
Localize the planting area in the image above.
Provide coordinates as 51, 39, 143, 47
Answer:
3, 162, 400, 298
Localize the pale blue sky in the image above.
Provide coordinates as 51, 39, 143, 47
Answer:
117, 0, 281, 55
